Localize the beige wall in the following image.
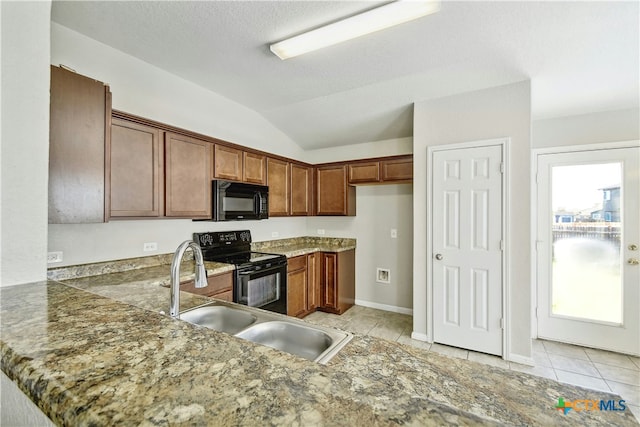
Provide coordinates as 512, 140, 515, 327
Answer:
533, 108, 640, 148
0, 1, 52, 286
413, 81, 532, 361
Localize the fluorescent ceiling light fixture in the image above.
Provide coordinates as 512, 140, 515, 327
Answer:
270, 0, 440, 60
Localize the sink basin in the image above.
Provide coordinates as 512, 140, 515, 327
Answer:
235, 320, 343, 363
180, 305, 257, 335
177, 302, 352, 364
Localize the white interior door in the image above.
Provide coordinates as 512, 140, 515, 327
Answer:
432, 144, 504, 356
536, 146, 640, 355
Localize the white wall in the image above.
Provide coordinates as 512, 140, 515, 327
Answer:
0, 1, 51, 286
301, 137, 412, 164
48, 23, 310, 267
413, 81, 532, 361
50, 23, 304, 160
308, 184, 414, 312
533, 108, 640, 148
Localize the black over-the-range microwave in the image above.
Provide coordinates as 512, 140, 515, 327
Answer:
209, 179, 269, 221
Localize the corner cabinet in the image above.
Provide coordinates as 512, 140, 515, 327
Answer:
165, 133, 212, 218
316, 165, 356, 216
267, 158, 313, 217
320, 250, 355, 315
49, 65, 111, 223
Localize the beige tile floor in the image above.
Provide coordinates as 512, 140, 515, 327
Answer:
304, 305, 640, 421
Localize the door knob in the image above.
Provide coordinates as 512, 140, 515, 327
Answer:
435, 254, 443, 260
628, 258, 639, 265
629, 244, 638, 251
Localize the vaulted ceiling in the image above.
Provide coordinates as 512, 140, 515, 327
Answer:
51, 1, 639, 150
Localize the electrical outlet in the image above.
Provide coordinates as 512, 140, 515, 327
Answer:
390, 229, 397, 238
47, 251, 63, 264
317, 229, 326, 235
143, 242, 158, 252
376, 268, 391, 284
271, 231, 279, 238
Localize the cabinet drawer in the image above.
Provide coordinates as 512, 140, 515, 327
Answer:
287, 255, 307, 272
181, 271, 233, 296
213, 290, 233, 302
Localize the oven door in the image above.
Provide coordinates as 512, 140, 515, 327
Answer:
235, 264, 287, 314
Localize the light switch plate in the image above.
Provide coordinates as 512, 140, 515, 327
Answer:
271, 231, 279, 238
317, 229, 326, 235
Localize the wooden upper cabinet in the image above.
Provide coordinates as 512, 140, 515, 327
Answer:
214, 144, 242, 181
316, 165, 356, 216
49, 65, 111, 223
381, 157, 413, 182
243, 152, 266, 185
348, 162, 380, 184
109, 119, 162, 218
267, 157, 289, 216
165, 133, 212, 218
291, 163, 312, 216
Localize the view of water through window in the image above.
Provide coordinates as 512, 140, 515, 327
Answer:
551, 163, 622, 324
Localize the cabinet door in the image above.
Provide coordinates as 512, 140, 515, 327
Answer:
267, 158, 290, 216
316, 165, 356, 216
214, 145, 243, 181
322, 253, 338, 310
165, 133, 212, 218
291, 163, 312, 216
381, 157, 413, 182
287, 269, 308, 318
306, 252, 321, 311
49, 65, 110, 223
348, 162, 380, 184
243, 152, 266, 185
110, 119, 162, 217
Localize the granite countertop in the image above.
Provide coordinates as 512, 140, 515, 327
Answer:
4, 237, 634, 425
2, 278, 637, 425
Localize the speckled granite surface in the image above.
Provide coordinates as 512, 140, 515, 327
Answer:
1, 281, 496, 426
2, 278, 637, 425
48, 237, 355, 282
253, 236, 357, 258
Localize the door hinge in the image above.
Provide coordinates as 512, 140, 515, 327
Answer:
535, 307, 539, 318
500, 239, 505, 251
499, 162, 505, 173
500, 318, 505, 329
535, 240, 543, 251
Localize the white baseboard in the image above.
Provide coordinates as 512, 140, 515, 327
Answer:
508, 353, 535, 366
411, 331, 430, 342
354, 299, 413, 315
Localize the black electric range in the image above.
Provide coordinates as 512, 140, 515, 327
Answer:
193, 230, 287, 314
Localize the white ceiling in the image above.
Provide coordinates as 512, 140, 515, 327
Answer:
51, 1, 639, 150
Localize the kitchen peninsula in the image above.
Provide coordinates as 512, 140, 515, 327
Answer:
1, 238, 637, 425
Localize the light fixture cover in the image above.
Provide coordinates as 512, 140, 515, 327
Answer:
270, 0, 441, 60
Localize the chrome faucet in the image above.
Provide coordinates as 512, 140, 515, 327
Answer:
170, 240, 208, 318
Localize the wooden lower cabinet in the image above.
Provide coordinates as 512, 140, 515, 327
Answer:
181, 271, 233, 300
306, 252, 321, 312
320, 250, 355, 315
287, 255, 308, 317
287, 250, 354, 318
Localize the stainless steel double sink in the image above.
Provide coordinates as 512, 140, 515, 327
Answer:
178, 301, 352, 364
